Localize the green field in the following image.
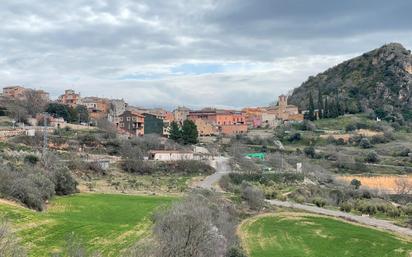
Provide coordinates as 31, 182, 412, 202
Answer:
0, 193, 175, 257
240, 213, 412, 257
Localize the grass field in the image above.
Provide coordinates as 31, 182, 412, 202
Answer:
240, 213, 412, 257
0, 193, 175, 257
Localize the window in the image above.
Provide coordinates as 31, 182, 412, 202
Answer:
119, 117, 123, 121
120, 123, 124, 127
127, 117, 131, 121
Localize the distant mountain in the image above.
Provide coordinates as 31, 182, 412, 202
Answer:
289, 43, 412, 121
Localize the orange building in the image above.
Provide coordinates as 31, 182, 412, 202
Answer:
79, 97, 110, 120
3, 86, 27, 99
188, 109, 247, 136
58, 89, 81, 107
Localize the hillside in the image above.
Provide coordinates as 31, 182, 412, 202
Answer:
289, 43, 412, 121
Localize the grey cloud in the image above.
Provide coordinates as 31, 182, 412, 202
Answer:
0, 0, 411, 108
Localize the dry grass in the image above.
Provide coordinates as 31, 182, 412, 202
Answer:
339, 175, 412, 193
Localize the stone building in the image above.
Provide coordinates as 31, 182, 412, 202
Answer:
118, 110, 144, 136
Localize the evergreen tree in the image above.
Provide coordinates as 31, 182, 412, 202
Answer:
168, 121, 181, 141
307, 92, 315, 121
317, 90, 323, 119
324, 97, 329, 118
181, 120, 198, 145
336, 95, 342, 116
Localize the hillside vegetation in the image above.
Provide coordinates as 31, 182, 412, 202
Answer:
289, 43, 412, 122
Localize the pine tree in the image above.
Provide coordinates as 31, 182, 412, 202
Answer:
181, 120, 198, 145
317, 90, 323, 119
168, 121, 181, 141
308, 92, 315, 121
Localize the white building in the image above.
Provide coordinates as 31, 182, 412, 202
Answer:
148, 150, 194, 161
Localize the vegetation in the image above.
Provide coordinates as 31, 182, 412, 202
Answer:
290, 43, 412, 123
128, 190, 243, 257
0, 193, 174, 257
241, 214, 412, 257
0, 153, 77, 210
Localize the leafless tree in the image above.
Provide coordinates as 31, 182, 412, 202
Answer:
0, 219, 27, 257
241, 182, 265, 211
22, 90, 48, 117
131, 190, 239, 257
394, 178, 412, 195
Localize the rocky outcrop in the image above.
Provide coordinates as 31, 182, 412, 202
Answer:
289, 43, 412, 120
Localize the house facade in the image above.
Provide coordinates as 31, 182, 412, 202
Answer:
188, 109, 248, 136
118, 110, 144, 136
148, 150, 194, 161
58, 89, 81, 107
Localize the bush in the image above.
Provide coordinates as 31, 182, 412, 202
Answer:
340, 202, 352, 212
350, 179, 362, 189
312, 197, 326, 207
226, 247, 248, 257
48, 166, 78, 195
359, 138, 372, 149
303, 146, 316, 158
241, 182, 265, 211
288, 133, 301, 142
365, 151, 380, 163
24, 154, 39, 165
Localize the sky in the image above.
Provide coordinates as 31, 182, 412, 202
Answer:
1, 0, 412, 110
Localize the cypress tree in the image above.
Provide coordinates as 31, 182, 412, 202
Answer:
317, 90, 323, 119
308, 92, 315, 121
324, 97, 329, 118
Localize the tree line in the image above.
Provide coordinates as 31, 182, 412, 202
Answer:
305, 89, 360, 121
168, 120, 199, 145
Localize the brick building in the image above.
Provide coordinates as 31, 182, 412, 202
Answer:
58, 89, 81, 107
188, 109, 248, 136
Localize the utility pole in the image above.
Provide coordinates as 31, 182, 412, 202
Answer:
43, 112, 48, 158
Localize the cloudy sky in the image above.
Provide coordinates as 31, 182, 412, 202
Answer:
1, 0, 411, 109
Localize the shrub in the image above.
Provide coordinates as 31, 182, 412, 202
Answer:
226, 247, 248, 257
288, 133, 301, 142
48, 166, 78, 195
241, 182, 265, 211
312, 197, 326, 208
365, 151, 380, 163
303, 146, 316, 158
359, 138, 372, 149
24, 154, 39, 165
340, 202, 352, 212
350, 179, 362, 189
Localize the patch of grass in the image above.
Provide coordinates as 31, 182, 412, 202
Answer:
0, 193, 175, 257
314, 114, 374, 131
240, 213, 412, 257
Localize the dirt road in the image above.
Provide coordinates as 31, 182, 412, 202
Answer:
196, 157, 230, 192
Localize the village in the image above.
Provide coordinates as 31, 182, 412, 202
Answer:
0, 85, 303, 151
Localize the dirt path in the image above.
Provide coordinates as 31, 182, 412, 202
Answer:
196, 157, 230, 192
267, 199, 412, 237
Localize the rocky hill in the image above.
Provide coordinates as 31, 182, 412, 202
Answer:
289, 43, 412, 121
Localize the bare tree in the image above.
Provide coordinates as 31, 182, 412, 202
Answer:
131, 190, 239, 257
394, 178, 412, 195
22, 90, 48, 117
0, 219, 27, 257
